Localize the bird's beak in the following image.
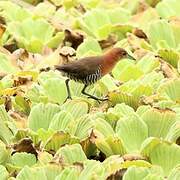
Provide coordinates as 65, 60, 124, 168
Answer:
126, 53, 136, 60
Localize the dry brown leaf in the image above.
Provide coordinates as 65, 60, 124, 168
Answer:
158, 59, 178, 78
9, 110, 27, 128
136, 0, 149, 13
63, 29, 84, 49
13, 76, 33, 87
59, 46, 76, 64
106, 169, 126, 180
152, 107, 176, 114
132, 27, 148, 39
99, 35, 118, 49
12, 138, 38, 158
3, 43, 18, 53
4, 96, 12, 112
0, 16, 6, 25
122, 153, 147, 161
0, 24, 5, 38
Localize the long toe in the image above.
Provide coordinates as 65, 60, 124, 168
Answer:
99, 97, 109, 101
87, 96, 108, 102
64, 96, 72, 103
101, 94, 109, 101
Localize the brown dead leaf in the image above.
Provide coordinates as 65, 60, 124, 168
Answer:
0, 72, 7, 80
59, 46, 76, 64
159, 59, 178, 78
80, 130, 97, 158
11, 48, 46, 70
12, 138, 38, 158
4, 96, 12, 112
3, 43, 18, 53
0, 46, 12, 56
132, 28, 147, 39
127, 33, 147, 53
152, 107, 175, 114
139, 94, 160, 106
136, 1, 149, 13
99, 35, 118, 49
0, 16, 6, 25
12, 48, 29, 61
75, 4, 86, 13
176, 137, 180, 145
9, 110, 27, 128
73, 162, 84, 171
106, 168, 126, 180
133, 48, 149, 60
122, 153, 147, 161
0, 24, 5, 38
13, 76, 33, 87
63, 29, 84, 49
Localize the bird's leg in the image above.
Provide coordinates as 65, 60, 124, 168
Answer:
65, 79, 72, 100
81, 85, 108, 101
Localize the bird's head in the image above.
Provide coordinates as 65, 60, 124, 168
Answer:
106, 48, 136, 62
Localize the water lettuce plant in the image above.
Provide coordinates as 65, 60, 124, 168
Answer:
0, 0, 179, 179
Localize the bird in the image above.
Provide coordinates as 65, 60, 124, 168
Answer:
54, 48, 136, 101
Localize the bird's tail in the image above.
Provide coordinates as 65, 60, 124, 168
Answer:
54, 65, 67, 72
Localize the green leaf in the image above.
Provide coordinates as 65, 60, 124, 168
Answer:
0, 105, 14, 144
112, 59, 134, 80
49, 110, 74, 132
95, 135, 127, 157
79, 160, 105, 180
0, 1, 31, 22
38, 152, 53, 165
33, 2, 56, 18
55, 167, 79, 180
43, 131, 75, 151
16, 166, 47, 180
94, 118, 115, 137
156, 0, 180, 19
43, 164, 63, 180
77, 9, 112, 40
42, 78, 67, 104
123, 167, 151, 180
141, 138, 180, 176
166, 121, 180, 143
0, 140, 10, 164
158, 49, 180, 68
107, 7, 131, 24
9, 152, 36, 168
56, 144, 87, 164
116, 114, 148, 152
73, 115, 93, 139
148, 20, 176, 49
141, 107, 176, 138
149, 142, 180, 176
0, 53, 18, 73
76, 38, 102, 58
137, 55, 160, 74
115, 64, 144, 82
61, 100, 88, 120
28, 103, 60, 131
0, 165, 9, 180
157, 79, 180, 102
7, 18, 55, 53
168, 165, 180, 180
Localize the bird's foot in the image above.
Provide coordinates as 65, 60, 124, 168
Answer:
64, 96, 72, 103
87, 96, 108, 103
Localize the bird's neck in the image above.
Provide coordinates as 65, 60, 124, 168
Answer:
101, 53, 120, 75
104, 51, 120, 63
